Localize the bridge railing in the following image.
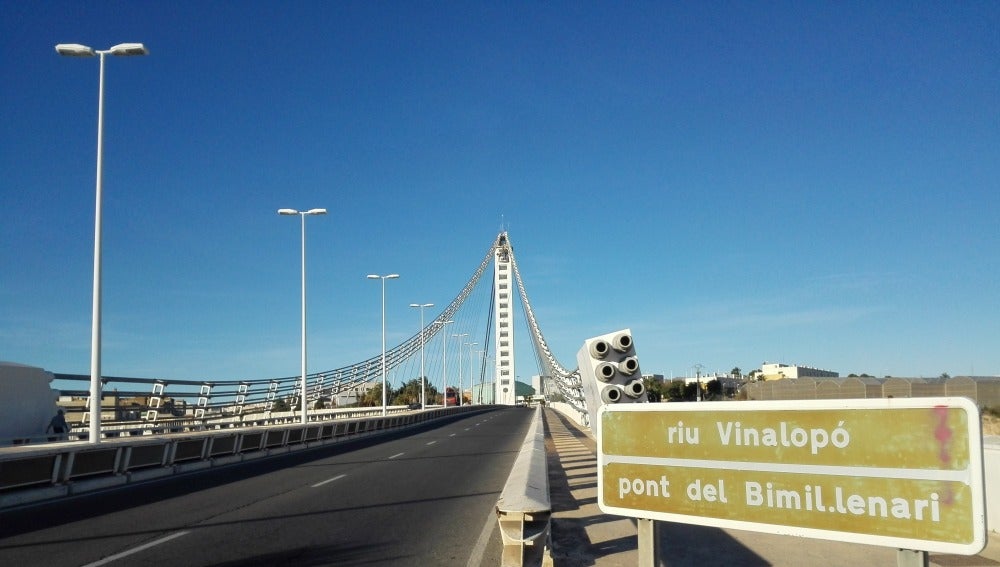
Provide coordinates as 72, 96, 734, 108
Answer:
3, 404, 428, 447
0, 405, 492, 510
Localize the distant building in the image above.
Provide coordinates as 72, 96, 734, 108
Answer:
743, 375, 1000, 407
531, 374, 545, 396
759, 363, 838, 380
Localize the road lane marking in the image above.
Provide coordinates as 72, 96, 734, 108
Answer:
81, 531, 190, 567
312, 474, 346, 488
389, 452, 405, 459
426, 440, 437, 446
450, 433, 456, 437
467, 510, 495, 567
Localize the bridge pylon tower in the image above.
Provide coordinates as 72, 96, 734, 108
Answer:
492, 232, 516, 405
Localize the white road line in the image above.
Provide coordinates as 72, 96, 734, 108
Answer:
389, 452, 405, 459
449, 433, 456, 437
81, 531, 190, 567
467, 510, 495, 567
426, 440, 437, 446
312, 473, 346, 488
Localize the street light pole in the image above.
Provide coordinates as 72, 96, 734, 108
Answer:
438, 320, 454, 406
409, 303, 434, 410
56, 42, 148, 444
368, 274, 399, 416
475, 349, 487, 404
693, 363, 704, 402
278, 208, 326, 424
466, 342, 479, 405
453, 333, 468, 406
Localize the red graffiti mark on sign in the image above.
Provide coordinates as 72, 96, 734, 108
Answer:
933, 405, 956, 506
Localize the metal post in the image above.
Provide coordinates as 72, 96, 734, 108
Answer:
453, 333, 468, 406
280, 208, 326, 425
475, 349, 487, 404
298, 213, 307, 423
381, 280, 387, 415
466, 342, 478, 404
897, 549, 929, 567
368, 274, 399, 416
439, 320, 454, 407
88, 51, 107, 443
410, 303, 433, 410
57, 42, 148, 443
637, 519, 660, 567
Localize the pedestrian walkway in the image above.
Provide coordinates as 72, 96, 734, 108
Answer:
543, 407, 1000, 567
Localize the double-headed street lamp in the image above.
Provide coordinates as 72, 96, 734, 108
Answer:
437, 320, 454, 406
452, 333, 469, 406
692, 363, 704, 402
278, 208, 327, 424
56, 42, 148, 444
368, 274, 399, 416
409, 303, 434, 409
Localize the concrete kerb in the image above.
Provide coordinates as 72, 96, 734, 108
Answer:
496, 405, 553, 567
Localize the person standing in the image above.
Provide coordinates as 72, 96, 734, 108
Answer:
46, 409, 69, 440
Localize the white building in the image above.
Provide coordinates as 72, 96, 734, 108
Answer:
759, 362, 838, 380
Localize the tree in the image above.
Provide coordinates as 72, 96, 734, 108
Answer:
391, 378, 440, 406
683, 382, 699, 401
359, 384, 388, 407
731, 367, 742, 379
705, 379, 722, 400
665, 380, 686, 401
643, 376, 666, 403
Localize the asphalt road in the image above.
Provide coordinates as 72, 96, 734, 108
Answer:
0, 407, 534, 567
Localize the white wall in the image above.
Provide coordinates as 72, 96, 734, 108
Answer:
549, 401, 588, 428
0, 362, 58, 441
985, 436, 999, 534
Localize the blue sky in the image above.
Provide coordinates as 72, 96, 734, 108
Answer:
2, 1, 998, 384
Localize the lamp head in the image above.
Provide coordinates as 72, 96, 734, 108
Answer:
109, 43, 148, 56
55, 43, 96, 57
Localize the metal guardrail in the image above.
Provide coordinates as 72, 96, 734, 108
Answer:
2, 405, 423, 447
495, 405, 552, 567
0, 405, 490, 510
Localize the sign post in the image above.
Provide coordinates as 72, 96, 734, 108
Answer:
598, 397, 986, 556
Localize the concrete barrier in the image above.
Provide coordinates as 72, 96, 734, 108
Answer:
496, 406, 551, 567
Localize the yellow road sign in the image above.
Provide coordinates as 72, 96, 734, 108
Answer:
597, 398, 986, 555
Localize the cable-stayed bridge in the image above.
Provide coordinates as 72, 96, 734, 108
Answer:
45, 231, 585, 435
